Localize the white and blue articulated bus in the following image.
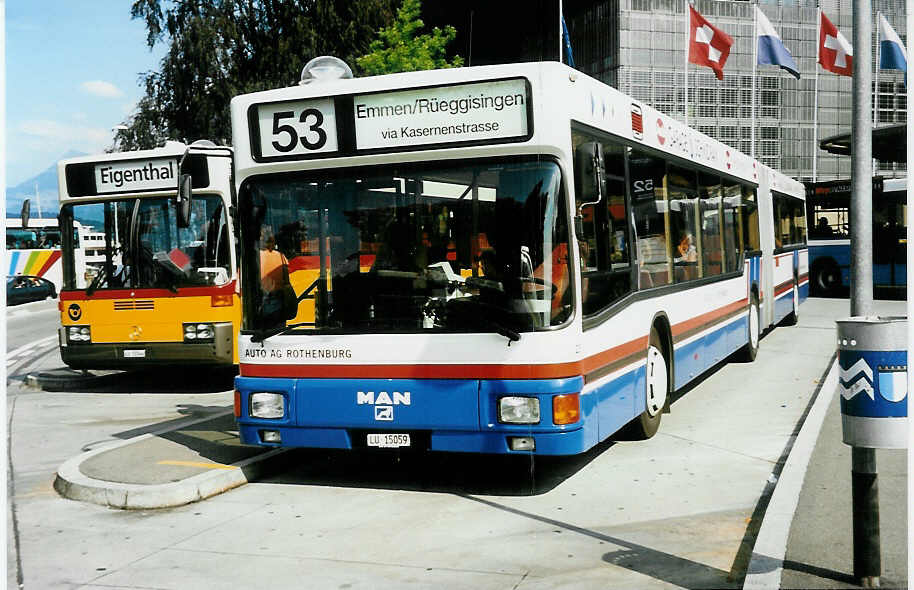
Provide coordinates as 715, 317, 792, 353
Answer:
231, 59, 807, 454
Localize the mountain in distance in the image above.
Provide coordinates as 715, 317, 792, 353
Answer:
6, 150, 86, 218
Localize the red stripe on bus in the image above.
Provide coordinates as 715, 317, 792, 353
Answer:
239, 297, 749, 380
34, 250, 61, 278
60, 280, 237, 301
671, 298, 747, 339
774, 280, 794, 296
239, 361, 587, 380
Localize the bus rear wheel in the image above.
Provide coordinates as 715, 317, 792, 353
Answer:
738, 294, 760, 362
812, 260, 840, 296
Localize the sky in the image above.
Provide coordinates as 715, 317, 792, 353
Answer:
6, 1, 167, 187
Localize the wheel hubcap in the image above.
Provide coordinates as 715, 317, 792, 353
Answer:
645, 345, 667, 417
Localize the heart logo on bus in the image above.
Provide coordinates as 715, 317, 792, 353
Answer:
657, 118, 666, 145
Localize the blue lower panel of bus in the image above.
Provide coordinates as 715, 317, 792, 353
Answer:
671, 314, 747, 391
235, 375, 602, 455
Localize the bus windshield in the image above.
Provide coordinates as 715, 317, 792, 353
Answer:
61, 194, 232, 291
239, 158, 570, 336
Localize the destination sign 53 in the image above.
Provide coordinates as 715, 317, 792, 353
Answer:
255, 97, 339, 159
94, 158, 177, 194
249, 78, 530, 161
353, 79, 529, 150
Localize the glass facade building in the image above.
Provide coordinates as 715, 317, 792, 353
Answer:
564, 0, 907, 181
426, 0, 907, 181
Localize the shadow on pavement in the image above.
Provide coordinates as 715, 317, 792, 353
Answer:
61, 367, 236, 395
465, 495, 739, 589
261, 437, 617, 496
780, 560, 856, 586
111, 404, 235, 440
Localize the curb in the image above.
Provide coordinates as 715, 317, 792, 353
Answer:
53, 410, 289, 509
743, 357, 840, 589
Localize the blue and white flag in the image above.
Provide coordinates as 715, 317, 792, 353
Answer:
756, 7, 800, 79
878, 13, 907, 73
562, 15, 576, 68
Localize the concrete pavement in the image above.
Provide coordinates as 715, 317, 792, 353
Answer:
14, 297, 908, 588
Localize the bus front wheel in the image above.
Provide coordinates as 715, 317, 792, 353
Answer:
618, 329, 668, 440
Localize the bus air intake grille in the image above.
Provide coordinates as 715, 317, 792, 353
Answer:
113, 300, 155, 311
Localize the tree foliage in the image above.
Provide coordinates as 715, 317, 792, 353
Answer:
356, 0, 463, 76
115, 0, 397, 151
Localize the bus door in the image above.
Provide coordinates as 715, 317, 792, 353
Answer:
873, 190, 906, 288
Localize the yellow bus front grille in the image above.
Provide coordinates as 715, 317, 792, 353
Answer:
113, 300, 155, 311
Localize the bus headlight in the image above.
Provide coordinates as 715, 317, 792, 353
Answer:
498, 396, 540, 424
183, 323, 215, 342
250, 392, 285, 419
67, 326, 91, 343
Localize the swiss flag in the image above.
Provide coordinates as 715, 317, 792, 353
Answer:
688, 5, 733, 81
818, 11, 853, 76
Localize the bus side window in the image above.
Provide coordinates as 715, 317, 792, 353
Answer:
722, 182, 742, 273
571, 130, 632, 316
630, 150, 671, 289
742, 186, 760, 252
667, 165, 700, 284
698, 172, 724, 276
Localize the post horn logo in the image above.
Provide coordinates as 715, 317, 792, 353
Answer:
67, 304, 82, 321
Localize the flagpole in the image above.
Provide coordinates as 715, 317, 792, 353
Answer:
751, 4, 758, 159
874, 11, 880, 126
813, 7, 820, 182
559, 0, 564, 64
685, 0, 690, 127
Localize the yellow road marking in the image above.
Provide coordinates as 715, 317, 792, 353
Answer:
156, 460, 238, 470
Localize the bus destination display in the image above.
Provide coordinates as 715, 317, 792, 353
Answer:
251, 78, 529, 160
353, 78, 529, 150
94, 158, 177, 194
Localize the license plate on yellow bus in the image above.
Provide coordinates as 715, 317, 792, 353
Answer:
367, 433, 410, 448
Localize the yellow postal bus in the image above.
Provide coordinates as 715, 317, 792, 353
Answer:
57, 140, 240, 369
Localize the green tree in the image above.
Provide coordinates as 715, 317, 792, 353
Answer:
115, 0, 397, 151
356, 0, 463, 76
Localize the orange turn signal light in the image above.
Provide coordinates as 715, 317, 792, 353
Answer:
233, 390, 241, 417
552, 393, 580, 425
211, 294, 233, 307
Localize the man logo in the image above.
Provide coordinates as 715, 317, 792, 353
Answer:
67, 303, 82, 321
375, 406, 393, 421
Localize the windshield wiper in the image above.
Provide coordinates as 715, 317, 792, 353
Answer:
251, 322, 312, 344
444, 297, 523, 344
151, 252, 185, 293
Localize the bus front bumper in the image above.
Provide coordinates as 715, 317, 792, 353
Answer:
59, 322, 234, 369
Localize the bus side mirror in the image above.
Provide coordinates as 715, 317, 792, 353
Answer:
20, 199, 31, 229
176, 174, 192, 228
575, 142, 605, 205
574, 142, 605, 239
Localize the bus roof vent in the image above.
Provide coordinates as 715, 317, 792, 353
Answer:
299, 56, 353, 85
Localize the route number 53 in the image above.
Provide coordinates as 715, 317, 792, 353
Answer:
256, 98, 338, 158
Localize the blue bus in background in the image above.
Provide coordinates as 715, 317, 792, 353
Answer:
805, 177, 906, 297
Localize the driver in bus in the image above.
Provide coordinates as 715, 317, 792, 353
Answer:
259, 231, 292, 325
